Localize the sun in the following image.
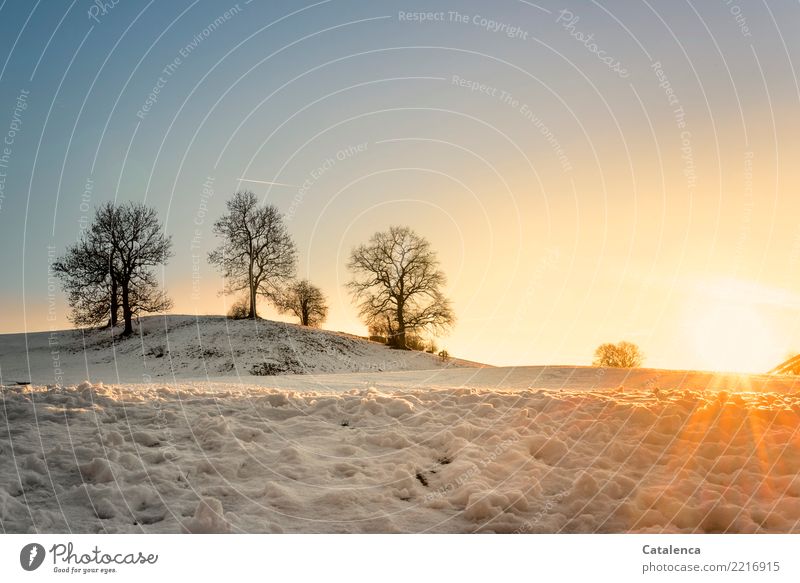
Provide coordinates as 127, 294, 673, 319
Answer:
684, 278, 783, 374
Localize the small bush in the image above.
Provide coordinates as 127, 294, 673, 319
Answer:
593, 341, 643, 368
404, 334, 426, 351
227, 297, 250, 320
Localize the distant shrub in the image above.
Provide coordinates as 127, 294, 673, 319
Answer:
404, 334, 426, 352
227, 297, 250, 320
593, 341, 643, 368
426, 340, 438, 354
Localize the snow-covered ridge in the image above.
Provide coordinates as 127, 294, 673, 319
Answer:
0, 315, 484, 385
2, 369, 800, 533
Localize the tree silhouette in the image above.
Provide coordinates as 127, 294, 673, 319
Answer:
347, 226, 454, 349
53, 201, 172, 335
273, 279, 328, 326
208, 191, 296, 319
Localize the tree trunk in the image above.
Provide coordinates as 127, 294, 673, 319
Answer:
121, 283, 133, 335
396, 304, 406, 349
249, 283, 257, 319
110, 278, 119, 327
301, 300, 308, 326
248, 261, 257, 319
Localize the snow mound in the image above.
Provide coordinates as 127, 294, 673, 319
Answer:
2, 372, 800, 533
182, 498, 231, 534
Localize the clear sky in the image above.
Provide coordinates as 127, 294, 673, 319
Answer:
1, 0, 799, 373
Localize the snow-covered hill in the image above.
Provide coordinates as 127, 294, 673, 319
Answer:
0, 315, 483, 385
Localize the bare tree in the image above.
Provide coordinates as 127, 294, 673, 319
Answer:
273, 279, 328, 326
208, 191, 296, 319
52, 233, 119, 328
53, 201, 173, 335
347, 225, 454, 349
593, 341, 644, 368
103, 202, 172, 335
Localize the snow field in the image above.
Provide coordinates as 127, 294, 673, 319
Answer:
2, 376, 800, 533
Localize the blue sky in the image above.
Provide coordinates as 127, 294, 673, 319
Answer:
1, 0, 800, 370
